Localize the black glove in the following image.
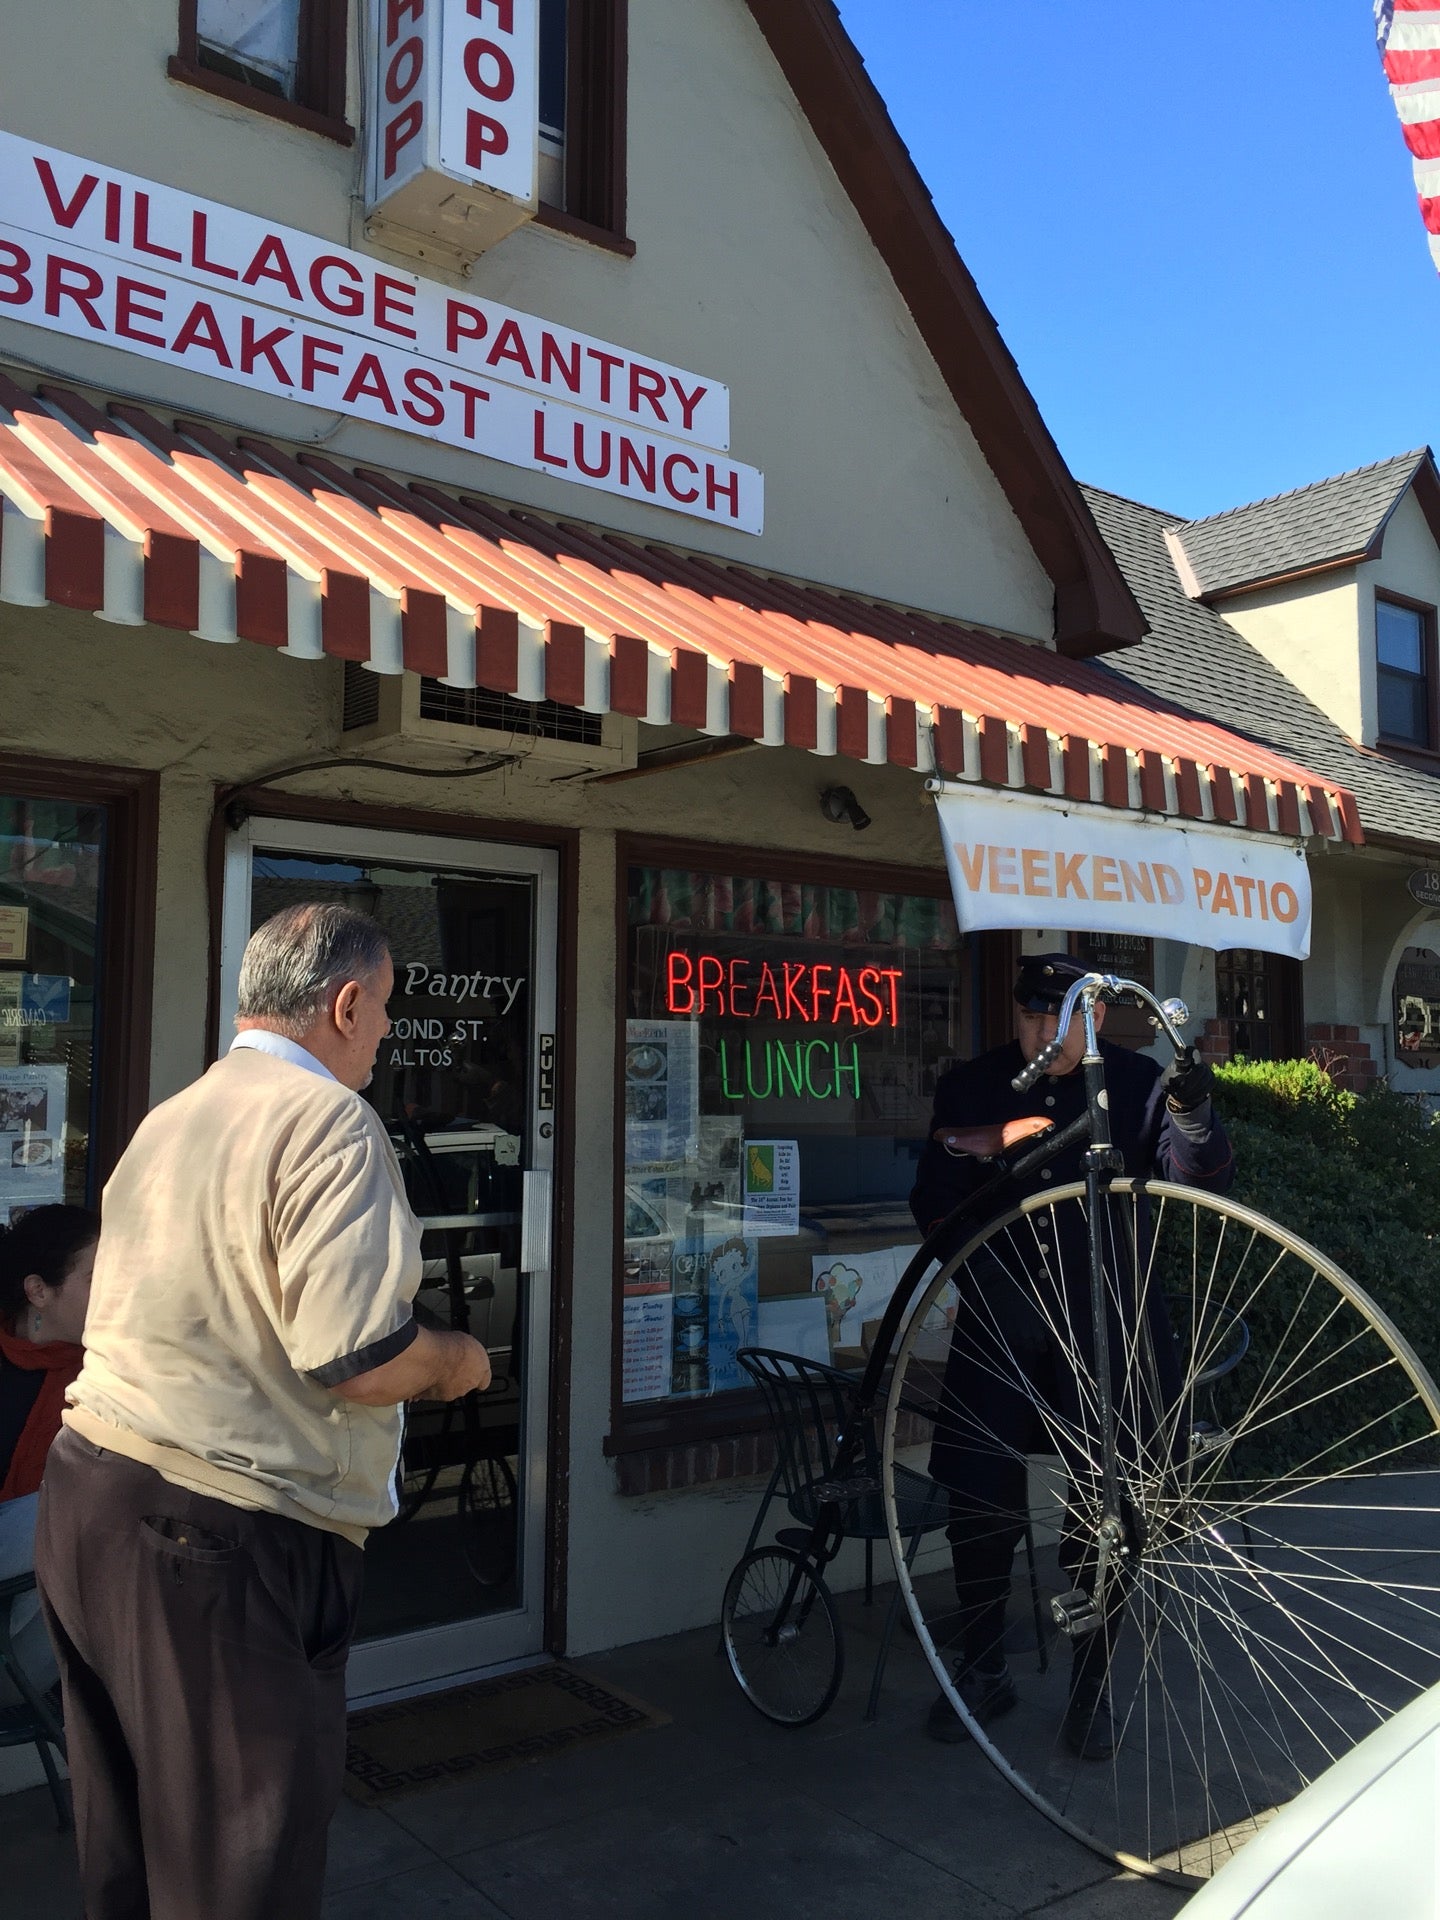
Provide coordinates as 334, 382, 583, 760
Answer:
1160, 1049, 1214, 1113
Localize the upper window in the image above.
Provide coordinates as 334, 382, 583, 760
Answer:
172, 0, 351, 141
538, 0, 628, 242
1376, 595, 1436, 750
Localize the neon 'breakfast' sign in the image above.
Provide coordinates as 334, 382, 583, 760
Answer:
665, 953, 902, 1028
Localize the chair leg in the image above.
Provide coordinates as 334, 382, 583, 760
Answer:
34, 1731, 69, 1832
865, 1523, 926, 1723
1023, 1518, 1048, 1674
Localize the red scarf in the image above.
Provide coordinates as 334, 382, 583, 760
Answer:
0, 1325, 83, 1502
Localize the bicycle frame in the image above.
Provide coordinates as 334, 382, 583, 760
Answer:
772, 972, 1195, 1608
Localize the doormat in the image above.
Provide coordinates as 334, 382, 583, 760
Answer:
343, 1663, 670, 1803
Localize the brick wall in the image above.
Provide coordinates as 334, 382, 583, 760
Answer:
1198, 1017, 1379, 1091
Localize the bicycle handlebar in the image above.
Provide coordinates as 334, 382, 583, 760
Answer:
1010, 973, 1192, 1093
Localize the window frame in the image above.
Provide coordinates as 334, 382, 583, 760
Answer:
169, 0, 354, 146
1213, 948, 1304, 1063
1375, 590, 1440, 758
0, 754, 158, 1200
534, 0, 633, 256
607, 833, 973, 1458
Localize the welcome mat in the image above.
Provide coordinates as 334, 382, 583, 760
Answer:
343, 1662, 670, 1802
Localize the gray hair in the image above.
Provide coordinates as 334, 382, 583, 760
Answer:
236, 903, 390, 1039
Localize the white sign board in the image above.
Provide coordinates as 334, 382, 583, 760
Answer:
935, 787, 1312, 960
367, 0, 540, 217
0, 132, 761, 532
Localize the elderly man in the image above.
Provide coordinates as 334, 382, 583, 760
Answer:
36, 904, 490, 1920
911, 952, 1233, 1756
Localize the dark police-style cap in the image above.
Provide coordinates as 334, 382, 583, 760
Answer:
1013, 952, 1088, 1012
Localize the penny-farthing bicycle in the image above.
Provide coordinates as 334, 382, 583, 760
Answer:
724, 973, 1440, 1888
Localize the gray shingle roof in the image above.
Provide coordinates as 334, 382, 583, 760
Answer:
1084, 483, 1440, 849
1170, 452, 1427, 600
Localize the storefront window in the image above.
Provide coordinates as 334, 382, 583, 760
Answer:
1215, 948, 1302, 1060
620, 862, 969, 1408
1073, 931, 1155, 1050
0, 796, 107, 1221
1394, 947, 1440, 1067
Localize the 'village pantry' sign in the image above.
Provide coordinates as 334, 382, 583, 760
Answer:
0, 130, 762, 533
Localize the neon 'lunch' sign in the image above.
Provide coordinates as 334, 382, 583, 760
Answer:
665, 953, 902, 1028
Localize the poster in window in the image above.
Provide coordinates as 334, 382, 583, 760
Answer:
622, 1294, 674, 1402
705, 1234, 758, 1394
0, 908, 27, 962
741, 1138, 800, 1237
0, 1064, 67, 1210
624, 1020, 700, 1171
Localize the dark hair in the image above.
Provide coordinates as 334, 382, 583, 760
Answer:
0, 1205, 99, 1332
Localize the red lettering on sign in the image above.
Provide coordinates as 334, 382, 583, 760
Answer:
44, 256, 104, 329
448, 377, 490, 440
662, 453, 699, 504
540, 332, 581, 393
239, 317, 293, 383
385, 36, 423, 102
487, 317, 535, 379
242, 235, 302, 302
586, 346, 623, 404
467, 0, 514, 29
618, 437, 655, 494
373, 273, 416, 339
33, 160, 98, 231
670, 378, 708, 432
132, 192, 182, 263
385, 101, 424, 179
661, 952, 903, 1028
172, 301, 232, 367
0, 240, 33, 306
342, 352, 397, 414
532, 408, 566, 468
402, 366, 445, 425
386, 0, 424, 40
573, 423, 611, 478
190, 213, 238, 280
301, 333, 343, 391
706, 466, 741, 520
308, 255, 364, 318
465, 111, 509, 170
446, 299, 486, 355
464, 38, 515, 101
629, 363, 669, 423
115, 276, 166, 347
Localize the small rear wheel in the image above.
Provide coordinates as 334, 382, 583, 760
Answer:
722, 1545, 843, 1726
460, 1452, 518, 1588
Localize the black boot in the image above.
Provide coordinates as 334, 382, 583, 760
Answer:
1062, 1666, 1115, 1760
925, 1661, 1018, 1744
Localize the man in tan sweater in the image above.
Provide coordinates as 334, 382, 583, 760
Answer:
35, 903, 490, 1920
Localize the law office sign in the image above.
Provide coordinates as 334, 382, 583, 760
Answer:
935, 787, 1312, 960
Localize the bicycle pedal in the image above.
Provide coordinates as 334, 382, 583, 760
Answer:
1050, 1588, 1102, 1638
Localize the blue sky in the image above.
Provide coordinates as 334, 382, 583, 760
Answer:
835, 2, 1436, 521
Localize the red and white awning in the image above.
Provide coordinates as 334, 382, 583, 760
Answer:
0, 375, 1361, 843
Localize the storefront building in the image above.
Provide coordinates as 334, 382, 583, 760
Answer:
0, 0, 1360, 1766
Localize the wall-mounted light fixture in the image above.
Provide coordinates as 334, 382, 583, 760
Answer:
820, 786, 872, 832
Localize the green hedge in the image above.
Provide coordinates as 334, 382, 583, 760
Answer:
1212, 1061, 1440, 1388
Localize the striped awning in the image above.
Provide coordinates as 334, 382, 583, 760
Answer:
0, 375, 1361, 843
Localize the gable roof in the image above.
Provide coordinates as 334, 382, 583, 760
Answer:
1086, 482, 1440, 850
742, 0, 1145, 659
1167, 451, 1437, 601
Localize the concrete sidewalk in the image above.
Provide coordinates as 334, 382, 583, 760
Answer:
0, 1594, 1190, 1919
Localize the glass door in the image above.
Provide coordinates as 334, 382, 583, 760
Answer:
219, 818, 559, 1698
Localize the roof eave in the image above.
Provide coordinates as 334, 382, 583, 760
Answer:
741, 0, 1147, 660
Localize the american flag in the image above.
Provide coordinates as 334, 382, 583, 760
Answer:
1376, 0, 1440, 267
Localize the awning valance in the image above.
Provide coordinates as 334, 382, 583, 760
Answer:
0, 376, 1361, 845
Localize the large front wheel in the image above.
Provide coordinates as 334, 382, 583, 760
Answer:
881, 1179, 1440, 1887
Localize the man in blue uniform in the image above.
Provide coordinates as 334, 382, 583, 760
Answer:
911, 953, 1233, 1755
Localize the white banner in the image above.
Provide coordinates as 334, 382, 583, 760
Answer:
935, 787, 1311, 960
0, 130, 731, 449
0, 222, 761, 534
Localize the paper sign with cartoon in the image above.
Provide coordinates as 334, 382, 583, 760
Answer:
812, 1259, 864, 1344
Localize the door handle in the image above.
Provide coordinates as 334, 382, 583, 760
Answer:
521, 1169, 552, 1275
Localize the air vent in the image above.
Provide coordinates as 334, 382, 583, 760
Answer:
418, 680, 603, 746
342, 661, 382, 731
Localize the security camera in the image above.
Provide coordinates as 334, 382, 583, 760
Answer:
820, 786, 872, 832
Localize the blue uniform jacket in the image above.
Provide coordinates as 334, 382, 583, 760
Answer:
910, 1038, 1234, 1237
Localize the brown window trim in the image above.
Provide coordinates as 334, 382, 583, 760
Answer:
607, 832, 964, 1473
1375, 588, 1439, 755
170, 0, 353, 145
544, 0, 629, 247
0, 754, 158, 1196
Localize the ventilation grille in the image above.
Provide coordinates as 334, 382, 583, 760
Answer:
342, 661, 381, 730
418, 679, 603, 744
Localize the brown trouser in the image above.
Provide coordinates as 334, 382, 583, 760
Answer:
35, 1427, 364, 1920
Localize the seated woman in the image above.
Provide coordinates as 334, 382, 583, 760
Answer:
0, 1205, 99, 1703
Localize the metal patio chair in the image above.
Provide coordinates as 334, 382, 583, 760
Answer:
0, 1572, 68, 1829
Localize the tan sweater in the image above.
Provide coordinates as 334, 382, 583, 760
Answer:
66, 1049, 422, 1545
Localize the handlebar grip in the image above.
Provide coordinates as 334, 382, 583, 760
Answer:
1011, 1038, 1063, 1093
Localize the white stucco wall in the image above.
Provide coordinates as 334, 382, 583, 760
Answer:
0, 0, 1054, 636
1216, 572, 1366, 744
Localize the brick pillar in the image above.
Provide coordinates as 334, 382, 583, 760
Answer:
1304, 1024, 1379, 1092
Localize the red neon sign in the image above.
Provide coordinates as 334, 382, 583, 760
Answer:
665, 951, 901, 1028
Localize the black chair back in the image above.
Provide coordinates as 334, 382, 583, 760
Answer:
736, 1348, 874, 1530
